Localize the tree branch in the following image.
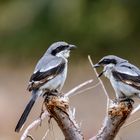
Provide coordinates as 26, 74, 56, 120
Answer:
65, 79, 93, 97
20, 55, 134, 140
20, 111, 49, 140
20, 78, 95, 140
90, 101, 133, 140
44, 95, 84, 140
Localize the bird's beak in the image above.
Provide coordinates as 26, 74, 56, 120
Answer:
69, 44, 77, 50
98, 71, 104, 77
93, 63, 104, 77
93, 63, 100, 68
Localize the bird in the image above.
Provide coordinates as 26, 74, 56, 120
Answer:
15, 41, 76, 132
93, 55, 140, 100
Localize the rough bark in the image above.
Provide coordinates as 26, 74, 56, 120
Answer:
91, 101, 133, 140
44, 95, 84, 140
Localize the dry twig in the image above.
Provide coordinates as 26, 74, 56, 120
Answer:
72, 82, 100, 97
42, 129, 49, 140
88, 55, 110, 111
122, 104, 140, 129
20, 111, 49, 140
123, 117, 140, 129
65, 79, 93, 97
131, 104, 140, 115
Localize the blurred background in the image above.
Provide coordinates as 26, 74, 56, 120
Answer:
0, 0, 140, 139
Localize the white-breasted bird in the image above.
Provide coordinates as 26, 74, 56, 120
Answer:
15, 41, 76, 132
93, 55, 140, 100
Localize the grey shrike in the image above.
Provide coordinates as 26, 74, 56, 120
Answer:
93, 55, 140, 100
15, 41, 76, 132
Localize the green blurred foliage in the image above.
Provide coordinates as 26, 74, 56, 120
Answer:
0, 0, 140, 64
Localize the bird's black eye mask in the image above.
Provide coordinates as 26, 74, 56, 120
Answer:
51, 45, 69, 55
96, 59, 117, 77
94, 59, 117, 78
98, 59, 117, 65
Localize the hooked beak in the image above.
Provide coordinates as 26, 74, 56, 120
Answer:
93, 63, 100, 68
93, 63, 104, 78
98, 71, 105, 77
69, 44, 77, 50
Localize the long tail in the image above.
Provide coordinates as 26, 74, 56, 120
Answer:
15, 91, 38, 132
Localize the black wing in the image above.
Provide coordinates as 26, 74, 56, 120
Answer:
27, 62, 65, 91
112, 71, 140, 90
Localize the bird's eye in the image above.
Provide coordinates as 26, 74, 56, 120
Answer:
56, 48, 60, 52
99, 59, 110, 65
100, 59, 117, 65
51, 45, 69, 55
103, 59, 109, 63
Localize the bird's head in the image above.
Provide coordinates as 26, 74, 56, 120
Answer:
46, 41, 76, 59
93, 55, 127, 77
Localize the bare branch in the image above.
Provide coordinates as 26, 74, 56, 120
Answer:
69, 82, 100, 97
88, 55, 109, 99
131, 104, 140, 115
44, 94, 84, 140
42, 129, 49, 140
20, 78, 94, 140
122, 104, 140, 128
88, 55, 111, 114
65, 79, 93, 97
123, 117, 140, 129
20, 111, 49, 140
90, 101, 133, 140
72, 107, 76, 119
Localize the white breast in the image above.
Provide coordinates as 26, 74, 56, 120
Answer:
103, 64, 115, 79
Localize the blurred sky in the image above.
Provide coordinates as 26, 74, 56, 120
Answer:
0, 0, 140, 140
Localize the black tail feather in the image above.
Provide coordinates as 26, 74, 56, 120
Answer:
15, 98, 35, 132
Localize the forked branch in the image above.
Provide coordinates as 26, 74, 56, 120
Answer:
44, 94, 84, 140
20, 55, 134, 140
90, 101, 133, 140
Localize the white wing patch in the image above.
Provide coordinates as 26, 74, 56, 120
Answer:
47, 75, 54, 80
34, 65, 58, 73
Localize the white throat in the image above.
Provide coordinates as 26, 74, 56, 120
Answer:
56, 50, 70, 60
103, 64, 115, 79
